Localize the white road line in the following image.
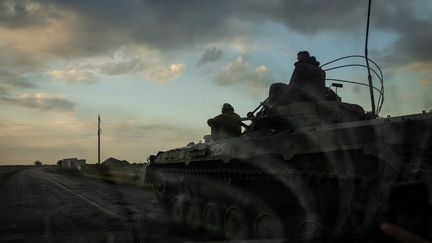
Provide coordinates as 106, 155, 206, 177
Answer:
38, 173, 125, 220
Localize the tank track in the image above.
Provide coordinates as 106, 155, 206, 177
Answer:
150, 166, 386, 241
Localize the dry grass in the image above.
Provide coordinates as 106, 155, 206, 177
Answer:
51, 164, 153, 191
0, 165, 33, 185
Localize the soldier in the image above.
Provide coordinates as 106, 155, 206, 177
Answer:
207, 103, 242, 140
288, 51, 326, 102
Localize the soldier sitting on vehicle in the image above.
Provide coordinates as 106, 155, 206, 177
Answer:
207, 103, 242, 140
265, 51, 327, 107
288, 51, 326, 102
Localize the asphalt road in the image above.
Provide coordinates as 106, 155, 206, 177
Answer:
0, 167, 188, 242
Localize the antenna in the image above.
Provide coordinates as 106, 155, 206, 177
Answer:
365, 0, 376, 115
98, 114, 101, 165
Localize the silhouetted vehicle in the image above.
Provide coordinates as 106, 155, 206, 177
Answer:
59, 158, 86, 172
144, 56, 432, 241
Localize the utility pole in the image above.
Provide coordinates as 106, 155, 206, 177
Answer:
98, 114, 101, 165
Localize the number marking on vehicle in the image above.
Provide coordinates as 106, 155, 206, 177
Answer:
210, 144, 225, 156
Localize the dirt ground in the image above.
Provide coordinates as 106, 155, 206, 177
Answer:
0, 167, 189, 242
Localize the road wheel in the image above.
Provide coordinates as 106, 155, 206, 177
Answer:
293, 217, 325, 241
171, 195, 186, 226
154, 170, 167, 202
224, 206, 250, 240
203, 202, 223, 237
185, 201, 202, 231
253, 208, 284, 239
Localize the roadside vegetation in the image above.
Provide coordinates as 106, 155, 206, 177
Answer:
0, 165, 33, 186
49, 164, 153, 191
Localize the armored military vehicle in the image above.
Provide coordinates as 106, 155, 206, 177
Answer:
144, 55, 432, 241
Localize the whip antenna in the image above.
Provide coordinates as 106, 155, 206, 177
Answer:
365, 0, 376, 115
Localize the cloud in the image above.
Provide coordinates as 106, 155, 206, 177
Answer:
101, 60, 186, 84
48, 68, 96, 85
197, 47, 223, 65
51, 0, 236, 52
0, 1, 360, 59
235, 0, 366, 34
420, 79, 432, 87
98, 47, 187, 84
99, 58, 140, 76
0, 4, 98, 60
2, 93, 76, 112
144, 64, 186, 84
215, 57, 274, 89
369, 1, 432, 66
34, 0, 366, 53
0, 63, 38, 97
0, 45, 46, 72
0, 1, 238, 59
0, 0, 428, 72
48, 46, 187, 84
0, 68, 38, 88
0, 86, 9, 96
0, 0, 60, 28
0, 47, 42, 94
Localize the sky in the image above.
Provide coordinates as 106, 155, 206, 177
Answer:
1, 0, 432, 165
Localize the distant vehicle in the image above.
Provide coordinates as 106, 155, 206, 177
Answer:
101, 157, 130, 167
59, 158, 86, 172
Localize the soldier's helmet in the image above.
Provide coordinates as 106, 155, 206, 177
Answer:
297, 51, 310, 62
309, 56, 320, 66
222, 103, 234, 113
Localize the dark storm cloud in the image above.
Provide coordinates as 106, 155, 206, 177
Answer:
0, 46, 44, 72
66, 1, 430, 61
235, 0, 366, 34
43, 0, 366, 54
393, 32, 432, 63
2, 94, 76, 112
197, 47, 224, 66
0, 0, 59, 28
0, 0, 430, 65
0, 47, 41, 95
19, 0, 237, 57
0, 68, 38, 89
389, 27, 432, 64
370, 1, 432, 64
0, 66, 38, 98
237, 0, 432, 63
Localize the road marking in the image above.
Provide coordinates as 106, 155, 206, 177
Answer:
38, 173, 125, 220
